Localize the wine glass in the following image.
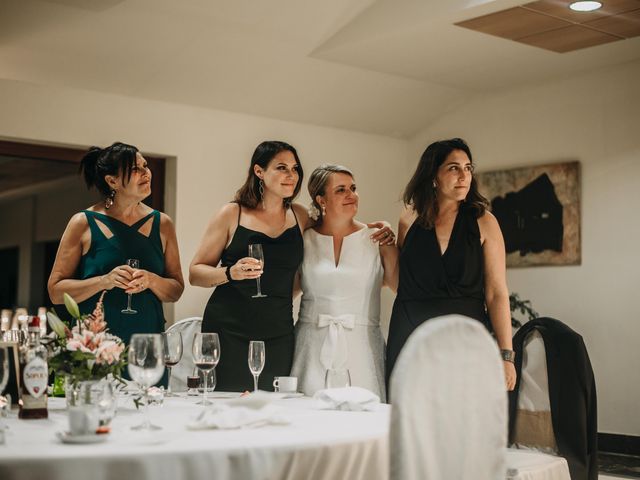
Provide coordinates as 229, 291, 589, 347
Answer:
325, 368, 352, 389
248, 244, 267, 298
122, 258, 140, 314
192, 333, 220, 406
161, 331, 183, 397
128, 334, 165, 430
248, 341, 265, 392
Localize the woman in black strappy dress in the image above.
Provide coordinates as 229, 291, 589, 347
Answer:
386, 138, 517, 395
190, 141, 312, 392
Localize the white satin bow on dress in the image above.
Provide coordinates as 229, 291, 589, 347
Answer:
317, 313, 356, 370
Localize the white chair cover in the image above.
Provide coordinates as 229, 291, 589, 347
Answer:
165, 317, 202, 392
389, 315, 507, 480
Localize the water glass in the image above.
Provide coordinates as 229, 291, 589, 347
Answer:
128, 334, 164, 430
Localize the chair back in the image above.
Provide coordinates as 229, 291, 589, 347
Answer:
512, 330, 557, 452
165, 317, 202, 392
389, 315, 507, 480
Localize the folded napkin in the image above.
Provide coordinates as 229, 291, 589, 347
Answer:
187, 394, 290, 430
313, 386, 380, 411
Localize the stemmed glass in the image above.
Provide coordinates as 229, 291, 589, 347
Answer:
248, 244, 267, 298
192, 333, 220, 406
122, 258, 140, 314
248, 341, 265, 392
128, 334, 165, 430
161, 331, 183, 397
0, 347, 8, 436
325, 368, 352, 389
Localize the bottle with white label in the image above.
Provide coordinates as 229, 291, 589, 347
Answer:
19, 316, 49, 419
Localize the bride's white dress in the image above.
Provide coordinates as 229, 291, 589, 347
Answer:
291, 227, 386, 400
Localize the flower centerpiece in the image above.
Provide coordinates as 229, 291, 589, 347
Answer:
45, 292, 127, 395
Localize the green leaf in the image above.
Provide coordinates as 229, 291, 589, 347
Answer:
46, 311, 67, 338
63, 293, 81, 319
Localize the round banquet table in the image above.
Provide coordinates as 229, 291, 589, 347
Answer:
0, 395, 389, 480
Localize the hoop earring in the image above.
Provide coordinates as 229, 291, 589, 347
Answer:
105, 190, 115, 209
259, 179, 265, 209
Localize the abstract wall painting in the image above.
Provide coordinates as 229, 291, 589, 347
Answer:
476, 161, 581, 268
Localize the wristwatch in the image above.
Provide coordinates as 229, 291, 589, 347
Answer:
500, 349, 515, 363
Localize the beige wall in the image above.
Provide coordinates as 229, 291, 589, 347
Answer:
409, 59, 640, 436
0, 78, 406, 327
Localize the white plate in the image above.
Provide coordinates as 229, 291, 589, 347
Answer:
56, 431, 109, 444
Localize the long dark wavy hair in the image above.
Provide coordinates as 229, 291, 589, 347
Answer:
403, 138, 488, 228
234, 141, 303, 209
79, 142, 139, 197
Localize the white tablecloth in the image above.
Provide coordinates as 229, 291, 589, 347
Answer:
0, 395, 570, 480
0, 395, 389, 480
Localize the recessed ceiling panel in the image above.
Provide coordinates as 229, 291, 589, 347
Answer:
455, 7, 570, 39
585, 8, 640, 37
518, 24, 620, 51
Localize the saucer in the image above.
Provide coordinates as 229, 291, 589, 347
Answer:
279, 392, 304, 399
56, 431, 109, 444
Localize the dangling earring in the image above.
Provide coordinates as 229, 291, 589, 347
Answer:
321, 204, 326, 216
105, 189, 115, 209
432, 180, 437, 189
258, 179, 265, 210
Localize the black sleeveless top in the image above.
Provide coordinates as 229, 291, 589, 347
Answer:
386, 205, 489, 384
202, 204, 304, 391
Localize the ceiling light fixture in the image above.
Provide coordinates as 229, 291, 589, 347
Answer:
569, 1, 603, 12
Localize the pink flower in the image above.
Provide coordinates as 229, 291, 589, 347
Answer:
95, 340, 125, 365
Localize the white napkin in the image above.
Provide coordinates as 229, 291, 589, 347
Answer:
187, 395, 290, 430
313, 386, 380, 411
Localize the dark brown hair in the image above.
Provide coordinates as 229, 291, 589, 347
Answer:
234, 141, 303, 209
403, 138, 488, 228
79, 142, 139, 197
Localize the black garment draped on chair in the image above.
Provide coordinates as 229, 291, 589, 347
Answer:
509, 317, 598, 480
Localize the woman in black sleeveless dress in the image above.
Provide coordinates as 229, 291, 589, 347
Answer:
189, 141, 312, 391
386, 138, 516, 395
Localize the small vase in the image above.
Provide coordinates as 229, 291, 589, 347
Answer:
64, 377, 117, 426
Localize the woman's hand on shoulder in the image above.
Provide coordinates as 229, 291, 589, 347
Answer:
367, 221, 396, 246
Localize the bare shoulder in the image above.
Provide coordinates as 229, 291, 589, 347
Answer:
158, 212, 176, 231
399, 204, 417, 227
67, 211, 90, 233
213, 202, 241, 225
477, 211, 503, 241
291, 202, 312, 229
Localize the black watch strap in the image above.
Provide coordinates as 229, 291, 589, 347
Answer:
225, 265, 233, 282
500, 349, 515, 363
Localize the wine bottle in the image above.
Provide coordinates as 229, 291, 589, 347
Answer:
18, 316, 49, 419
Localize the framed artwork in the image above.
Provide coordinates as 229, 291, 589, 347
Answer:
476, 161, 581, 268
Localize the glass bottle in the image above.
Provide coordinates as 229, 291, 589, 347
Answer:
18, 316, 49, 419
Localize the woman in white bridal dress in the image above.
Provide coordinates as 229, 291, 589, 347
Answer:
291, 165, 398, 400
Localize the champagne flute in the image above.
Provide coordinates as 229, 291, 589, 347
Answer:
248, 341, 265, 392
122, 258, 140, 314
192, 333, 220, 406
161, 331, 183, 397
248, 244, 266, 298
128, 334, 165, 430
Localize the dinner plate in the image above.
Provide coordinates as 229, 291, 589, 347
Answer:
56, 431, 109, 444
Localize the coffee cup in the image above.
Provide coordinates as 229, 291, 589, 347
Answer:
68, 406, 99, 436
273, 376, 297, 393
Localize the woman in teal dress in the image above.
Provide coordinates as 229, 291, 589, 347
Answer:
47, 142, 184, 351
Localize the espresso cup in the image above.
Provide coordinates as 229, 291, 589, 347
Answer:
273, 376, 297, 393
68, 406, 99, 436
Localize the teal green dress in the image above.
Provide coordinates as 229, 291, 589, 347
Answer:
76, 210, 166, 346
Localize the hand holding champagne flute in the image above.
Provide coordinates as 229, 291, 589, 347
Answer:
122, 258, 140, 314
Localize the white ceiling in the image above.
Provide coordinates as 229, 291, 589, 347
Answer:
1, 0, 639, 138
